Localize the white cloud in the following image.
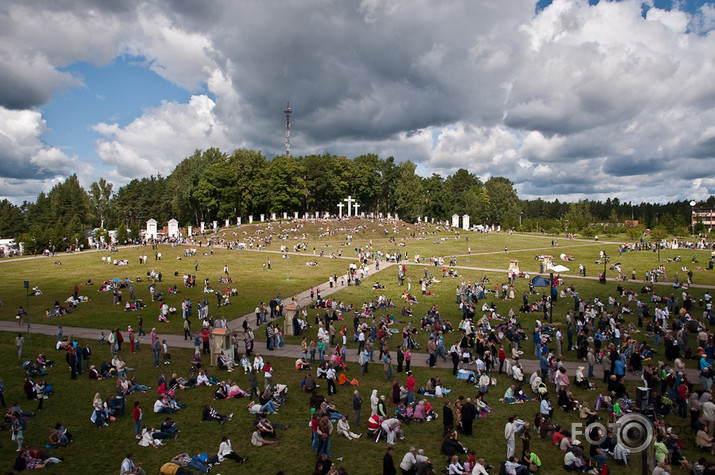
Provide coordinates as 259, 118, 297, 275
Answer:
0, 106, 79, 201
0, 0, 714, 204
92, 95, 232, 181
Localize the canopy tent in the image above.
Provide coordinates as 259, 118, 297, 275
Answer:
550, 265, 570, 273
530, 275, 551, 287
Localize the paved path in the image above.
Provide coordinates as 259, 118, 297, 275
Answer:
1, 319, 700, 381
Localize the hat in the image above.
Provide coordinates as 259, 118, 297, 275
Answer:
577, 365, 585, 371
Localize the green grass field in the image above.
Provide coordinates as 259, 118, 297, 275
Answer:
0, 223, 713, 474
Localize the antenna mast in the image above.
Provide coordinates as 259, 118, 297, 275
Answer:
284, 101, 292, 157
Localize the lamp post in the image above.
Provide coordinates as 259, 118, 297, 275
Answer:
690, 200, 697, 237
23, 280, 30, 336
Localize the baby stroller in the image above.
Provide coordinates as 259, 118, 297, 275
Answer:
367, 414, 385, 443
23, 361, 46, 377
272, 383, 288, 406
408, 335, 421, 350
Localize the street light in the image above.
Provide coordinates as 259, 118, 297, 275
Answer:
23, 280, 30, 336
690, 200, 697, 237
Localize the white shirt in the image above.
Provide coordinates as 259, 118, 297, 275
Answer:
400, 452, 417, 470
218, 440, 233, 461
471, 462, 489, 475
504, 421, 515, 441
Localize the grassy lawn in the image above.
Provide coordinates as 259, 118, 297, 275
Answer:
0, 222, 713, 474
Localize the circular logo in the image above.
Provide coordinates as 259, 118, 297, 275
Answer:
615, 413, 654, 454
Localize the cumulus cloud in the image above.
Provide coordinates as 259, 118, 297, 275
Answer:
92, 95, 232, 181
0, 0, 714, 204
0, 107, 80, 202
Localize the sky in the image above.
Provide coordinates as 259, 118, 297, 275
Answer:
1, 0, 714, 205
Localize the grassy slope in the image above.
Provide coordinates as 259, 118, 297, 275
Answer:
0, 223, 713, 474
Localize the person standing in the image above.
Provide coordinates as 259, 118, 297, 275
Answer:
152, 338, 161, 368
505, 416, 516, 459
133, 401, 142, 439
353, 390, 362, 427
15, 333, 24, 360
396, 347, 404, 373
137, 315, 145, 336
461, 398, 476, 436
427, 337, 437, 367
443, 400, 455, 436
404, 348, 411, 372
67, 347, 77, 380
383, 447, 397, 475
128, 327, 136, 353
383, 351, 393, 382
201, 327, 210, 355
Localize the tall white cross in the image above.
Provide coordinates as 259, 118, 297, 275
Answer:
353, 202, 360, 217
344, 195, 355, 217
337, 202, 344, 218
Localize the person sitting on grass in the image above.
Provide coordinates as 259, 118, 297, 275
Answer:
196, 368, 212, 386
251, 429, 280, 446
88, 365, 103, 380
202, 404, 232, 424
240, 354, 251, 373
336, 415, 362, 440
138, 426, 165, 448
167, 453, 213, 474
217, 436, 247, 464
14, 449, 63, 471
246, 399, 279, 414
217, 351, 235, 372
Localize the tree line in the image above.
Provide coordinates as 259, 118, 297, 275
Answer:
0, 148, 712, 253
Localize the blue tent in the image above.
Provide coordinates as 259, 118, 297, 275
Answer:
530, 275, 551, 287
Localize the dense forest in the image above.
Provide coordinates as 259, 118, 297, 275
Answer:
1, 148, 713, 253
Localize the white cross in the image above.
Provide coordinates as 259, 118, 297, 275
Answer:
344, 195, 355, 217
353, 202, 360, 217
337, 202, 344, 218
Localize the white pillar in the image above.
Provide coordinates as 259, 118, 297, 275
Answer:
200, 222, 205, 233
260, 214, 265, 222
249, 215, 253, 224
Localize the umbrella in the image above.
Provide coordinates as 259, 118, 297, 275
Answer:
110, 278, 124, 282
530, 275, 551, 287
